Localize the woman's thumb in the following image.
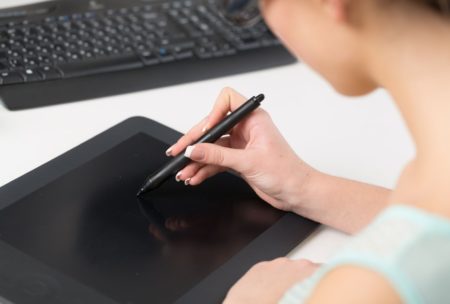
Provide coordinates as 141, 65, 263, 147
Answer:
185, 144, 245, 172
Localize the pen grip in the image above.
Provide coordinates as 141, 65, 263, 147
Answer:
147, 97, 261, 187
138, 94, 264, 195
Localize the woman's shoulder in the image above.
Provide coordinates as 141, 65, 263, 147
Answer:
280, 204, 450, 304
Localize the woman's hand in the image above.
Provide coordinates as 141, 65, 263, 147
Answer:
166, 87, 315, 212
223, 258, 320, 304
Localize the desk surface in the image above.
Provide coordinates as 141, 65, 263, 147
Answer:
0, 0, 414, 264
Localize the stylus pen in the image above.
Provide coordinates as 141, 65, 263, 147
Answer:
137, 94, 265, 196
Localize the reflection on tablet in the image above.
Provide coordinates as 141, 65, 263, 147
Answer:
137, 178, 283, 264
0, 133, 283, 304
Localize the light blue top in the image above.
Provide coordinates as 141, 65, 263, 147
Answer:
280, 204, 450, 304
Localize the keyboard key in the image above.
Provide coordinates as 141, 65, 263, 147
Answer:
172, 41, 195, 59
0, 61, 8, 71
39, 66, 62, 80
174, 50, 193, 60
84, 12, 96, 19
157, 47, 174, 62
235, 37, 261, 50
58, 53, 143, 78
24, 68, 43, 82
9, 57, 24, 68
195, 46, 212, 59
139, 51, 159, 65
1, 71, 25, 84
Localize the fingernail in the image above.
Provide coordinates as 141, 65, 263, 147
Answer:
184, 145, 195, 158
175, 171, 182, 182
184, 178, 191, 186
201, 123, 209, 133
165, 146, 173, 156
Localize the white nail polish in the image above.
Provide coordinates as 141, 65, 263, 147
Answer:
184, 145, 195, 158
175, 172, 182, 182
165, 147, 173, 156
184, 178, 191, 186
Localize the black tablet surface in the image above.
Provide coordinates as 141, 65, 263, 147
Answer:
0, 117, 318, 304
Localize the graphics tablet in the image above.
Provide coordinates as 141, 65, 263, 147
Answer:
0, 117, 318, 304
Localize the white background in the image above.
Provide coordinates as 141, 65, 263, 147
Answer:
0, 0, 415, 262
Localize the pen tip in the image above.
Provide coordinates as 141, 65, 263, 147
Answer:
136, 188, 144, 197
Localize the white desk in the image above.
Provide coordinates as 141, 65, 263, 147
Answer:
0, 0, 415, 263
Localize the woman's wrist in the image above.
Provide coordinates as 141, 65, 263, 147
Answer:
289, 169, 338, 221
281, 160, 325, 214
287, 165, 391, 233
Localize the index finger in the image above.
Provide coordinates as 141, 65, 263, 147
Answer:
167, 88, 247, 156
203, 87, 248, 132
167, 115, 209, 156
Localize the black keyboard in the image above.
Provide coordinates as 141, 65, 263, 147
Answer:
0, 0, 296, 110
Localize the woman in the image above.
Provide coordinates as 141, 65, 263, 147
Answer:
167, 0, 450, 302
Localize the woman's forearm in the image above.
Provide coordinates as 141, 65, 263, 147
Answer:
293, 170, 391, 234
